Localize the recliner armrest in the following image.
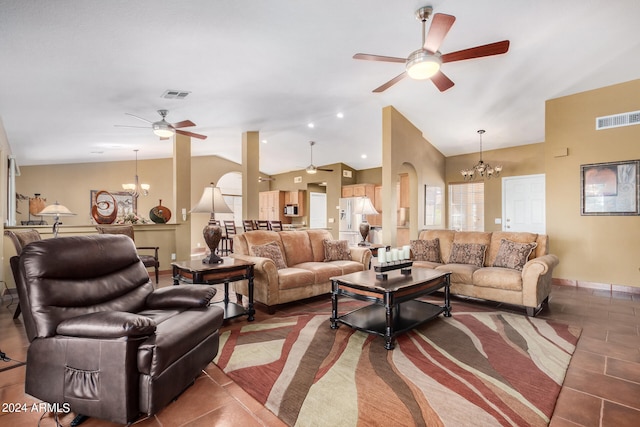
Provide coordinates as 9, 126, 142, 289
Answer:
56, 311, 156, 338
145, 284, 217, 309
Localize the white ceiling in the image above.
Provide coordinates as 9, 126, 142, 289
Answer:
1, 0, 639, 175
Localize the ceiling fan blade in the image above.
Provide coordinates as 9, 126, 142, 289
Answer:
171, 120, 196, 129
441, 40, 510, 63
430, 70, 455, 92
318, 168, 334, 172
125, 113, 153, 124
176, 129, 207, 140
373, 71, 407, 93
353, 53, 406, 64
423, 13, 456, 54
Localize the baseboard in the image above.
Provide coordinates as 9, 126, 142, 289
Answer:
553, 278, 640, 295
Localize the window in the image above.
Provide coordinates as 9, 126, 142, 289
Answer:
449, 182, 484, 231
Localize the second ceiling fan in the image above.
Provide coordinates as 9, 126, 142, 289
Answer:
117, 109, 207, 140
353, 6, 510, 93
305, 141, 333, 174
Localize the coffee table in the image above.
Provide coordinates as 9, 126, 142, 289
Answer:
330, 268, 451, 350
172, 257, 255, 321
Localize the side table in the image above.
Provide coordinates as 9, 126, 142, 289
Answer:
172, 257, 255, 321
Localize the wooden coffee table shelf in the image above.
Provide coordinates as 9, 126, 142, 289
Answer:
330, 268, 451, 350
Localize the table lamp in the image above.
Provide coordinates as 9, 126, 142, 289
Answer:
190, 182, 233, 264
38, 201, 76, 237
357, 196, 378, 246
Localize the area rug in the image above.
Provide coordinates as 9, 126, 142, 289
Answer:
215, 299, 581, 427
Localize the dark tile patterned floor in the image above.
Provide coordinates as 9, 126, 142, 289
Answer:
1, 276, 638, 426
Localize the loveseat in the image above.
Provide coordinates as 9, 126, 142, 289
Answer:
11, 234, 224, 424
232, 230, 372, 313
410, 230, 559, 316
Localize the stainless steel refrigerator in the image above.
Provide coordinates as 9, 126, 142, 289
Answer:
338, 197, 362, 245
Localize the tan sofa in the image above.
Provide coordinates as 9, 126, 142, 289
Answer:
411, 230, 559, 316
232, 230, 372, 313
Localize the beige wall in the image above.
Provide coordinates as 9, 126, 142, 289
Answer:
446, 143, 546, 231
382, 106, 447, 245
545, 79, 640, 288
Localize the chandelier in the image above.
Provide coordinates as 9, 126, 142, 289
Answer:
460, 130, 502, 181
122, 149, 150, 197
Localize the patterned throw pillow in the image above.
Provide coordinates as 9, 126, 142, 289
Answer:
251, 242, 287, 270
410, 238, 441, 263
323, 239, 351, 262
448, 243, 487, 267
493, 239, 538, 271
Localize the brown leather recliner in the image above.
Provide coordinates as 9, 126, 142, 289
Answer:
11, 234, 225, 424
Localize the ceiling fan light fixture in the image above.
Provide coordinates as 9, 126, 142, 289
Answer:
406, 49, 442, 80
152, 121, 175, 138
306, 166, 317, 174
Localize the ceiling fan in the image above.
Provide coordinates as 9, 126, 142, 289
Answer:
116, 109, 207, 140
353, 6, 510, 93
305, 141, 333, 174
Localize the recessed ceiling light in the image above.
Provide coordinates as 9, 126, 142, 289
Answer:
262, 139, 268, 144
361, 154, 367, 159
336, 112, 344, 119
307, 123, 315, 128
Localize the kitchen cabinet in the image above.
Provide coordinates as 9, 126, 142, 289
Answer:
259, 191, 288, 222
368, 185, 383, 227
399, 174, 410, 208
284, 190, 305, 217
341, 184, 375, 199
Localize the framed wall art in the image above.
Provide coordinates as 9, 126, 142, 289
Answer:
90, 190, 136, 223
580, 160, 640, 215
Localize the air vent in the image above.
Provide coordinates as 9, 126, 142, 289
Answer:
161, 90, 191, 100
595, 110, 640, 130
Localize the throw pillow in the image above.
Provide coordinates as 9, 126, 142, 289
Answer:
323, 239, 351, 262
410, 238, 441, 262
493, 239, 538, 271
251, 242, 287, 270
449, 243, 487, 267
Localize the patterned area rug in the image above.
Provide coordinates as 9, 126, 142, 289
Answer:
215, 298, 581, 427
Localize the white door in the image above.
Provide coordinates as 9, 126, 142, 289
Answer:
502, 174, 546, 233
309, 192, 327, 229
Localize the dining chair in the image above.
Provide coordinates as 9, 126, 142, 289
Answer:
220, 220, 237, 255
268, 220, 283, 231
256, 220, 270, 230
242, 219, 256, 232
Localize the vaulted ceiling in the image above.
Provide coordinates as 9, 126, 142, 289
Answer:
1, 0, 639, 174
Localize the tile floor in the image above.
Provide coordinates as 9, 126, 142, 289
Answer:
0, 276, 639, 426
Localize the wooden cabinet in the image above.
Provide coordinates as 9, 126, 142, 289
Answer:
368, 185, 383, 227
259, 191, 287, 222
342, 184, 375, 199
284, 190, 305, 217
399, 174, 410, 208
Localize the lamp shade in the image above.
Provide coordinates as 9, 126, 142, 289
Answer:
190, 183, 233, 215
38, 202, 76, 217
357, 197, 379, 216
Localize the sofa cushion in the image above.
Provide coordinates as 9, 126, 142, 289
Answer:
436, 263, 479, 284
412, 260, 443, 269
418, 230, 455, 263
277, 268, 315, 290
473, 267, 523, 291
492, 239, 538, 271
487, 231, 538, 266
307, 229, 335, 262
448, 243, 487, 267
411, 238, 441, 262
293, 262, 342, 283
251, 242, 287, 270
279, 231, 314, 266
323, 239, 351, 261
327, 260, 365, 275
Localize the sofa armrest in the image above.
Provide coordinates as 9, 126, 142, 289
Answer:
145, 284, 216, 309
231, 253, 280, 305
349, 246, 373, 267
521, 254, 560, 308
56, 311, 156, 338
